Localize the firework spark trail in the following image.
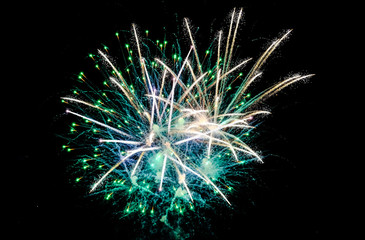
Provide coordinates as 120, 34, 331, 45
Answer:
62, 8, 313, 231
65, 110, 132, 137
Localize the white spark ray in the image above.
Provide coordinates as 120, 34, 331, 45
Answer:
66, 110, 132, 137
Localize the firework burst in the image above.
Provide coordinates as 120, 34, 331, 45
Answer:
61, 8, 313, 236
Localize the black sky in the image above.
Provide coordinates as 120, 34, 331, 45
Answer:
9, 0, 344, 239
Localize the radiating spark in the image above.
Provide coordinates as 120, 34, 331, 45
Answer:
61, 97, 106, 112
159, 154, 168, 191
99, 139, 143, 145
66, 110, 132, 137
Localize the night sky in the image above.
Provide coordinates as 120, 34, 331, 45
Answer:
10, 0, 343, 239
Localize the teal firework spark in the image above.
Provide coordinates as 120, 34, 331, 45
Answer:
61, 8, 313, 235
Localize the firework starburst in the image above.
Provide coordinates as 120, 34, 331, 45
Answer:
61, 7, 313, 235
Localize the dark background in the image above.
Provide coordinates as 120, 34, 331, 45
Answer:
9, 0, 344, 238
